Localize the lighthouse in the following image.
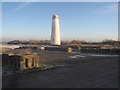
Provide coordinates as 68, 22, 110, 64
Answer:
50, 15, 61, 45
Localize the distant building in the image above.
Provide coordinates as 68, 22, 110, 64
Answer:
100, 44, 114, 49
2, 54, 39, 71
80, 45, 101, 49
1, 44, 20, 49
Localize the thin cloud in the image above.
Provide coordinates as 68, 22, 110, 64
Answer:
102, 3, 118, 13
13, 2, 31, 11
96, 3, 118, 14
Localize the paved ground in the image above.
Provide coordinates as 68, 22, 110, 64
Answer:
2, 54, 118, 88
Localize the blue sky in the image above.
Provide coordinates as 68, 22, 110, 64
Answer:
2, 2, 118, 42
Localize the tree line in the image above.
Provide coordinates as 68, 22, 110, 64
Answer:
7, 39, 120, 46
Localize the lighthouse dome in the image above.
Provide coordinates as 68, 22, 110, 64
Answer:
52, 15, 59, 19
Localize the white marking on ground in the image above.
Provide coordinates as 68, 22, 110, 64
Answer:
69, 55, 85, 58
90, 54, 119, 57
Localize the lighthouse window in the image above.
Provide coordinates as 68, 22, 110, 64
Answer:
31, 58, 34, 66
25, 59, 28, 67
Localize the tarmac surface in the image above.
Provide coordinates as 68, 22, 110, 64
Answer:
2, 53, 118, 88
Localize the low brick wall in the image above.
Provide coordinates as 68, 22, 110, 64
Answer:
2, 54, 39, 71
80, 49, 120, 54
45, 46, 69, 52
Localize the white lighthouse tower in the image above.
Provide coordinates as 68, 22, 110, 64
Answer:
50, 15, 61, 45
